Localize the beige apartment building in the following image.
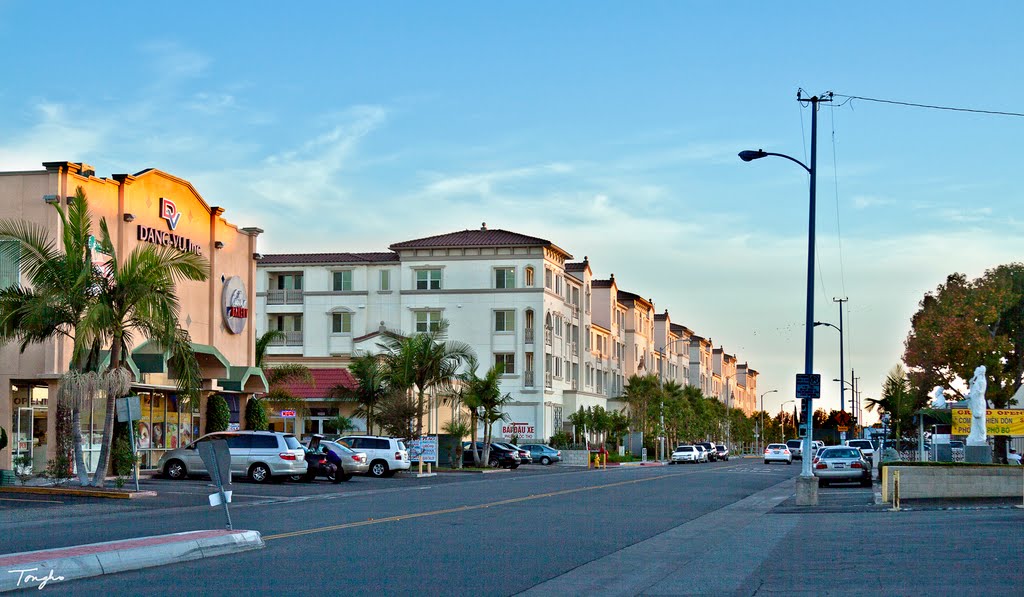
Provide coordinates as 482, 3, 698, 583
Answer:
0, 162, 265, 472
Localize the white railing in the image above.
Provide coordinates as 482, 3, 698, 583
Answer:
269, 331, 304, 346
267, 289, 304, 305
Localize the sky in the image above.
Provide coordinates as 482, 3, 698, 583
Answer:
2, 2, 1022, 423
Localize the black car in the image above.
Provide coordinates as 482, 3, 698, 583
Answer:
696, 442, 718, 461
715, 444, 730, 461
462, 442, 520, 468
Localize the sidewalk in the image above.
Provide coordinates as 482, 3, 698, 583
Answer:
0, 529, 263, 592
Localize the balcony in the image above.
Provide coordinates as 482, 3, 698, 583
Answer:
544, 329, 552, 345
545, 371, 553, 388
571, 342, 578, 356
267, 289, 304, 305
524, 370, 535, 387
268, 331, 304, 346
525, 327, 535, 344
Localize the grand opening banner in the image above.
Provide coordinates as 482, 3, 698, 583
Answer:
952, 408, 1024, 436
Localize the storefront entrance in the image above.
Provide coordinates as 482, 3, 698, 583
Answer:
10, 384, 48, 473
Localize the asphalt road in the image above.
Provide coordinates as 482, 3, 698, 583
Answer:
4, 460, 1023, 595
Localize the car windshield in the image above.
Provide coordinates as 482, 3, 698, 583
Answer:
822, 449, 859, 459
768, 444, 785, 449
676, 446, 692, 452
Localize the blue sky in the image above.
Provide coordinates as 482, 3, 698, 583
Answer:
2, 2, 1022, 422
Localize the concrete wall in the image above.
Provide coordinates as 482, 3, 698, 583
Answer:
881, 465, 1024, 502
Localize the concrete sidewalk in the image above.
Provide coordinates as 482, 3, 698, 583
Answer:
0, 529, 263, 592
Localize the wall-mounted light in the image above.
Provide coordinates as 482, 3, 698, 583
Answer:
214, 241, 225, 249
252, 252, 263, 261
43, 194, 60, 204
123, 213, 136, 222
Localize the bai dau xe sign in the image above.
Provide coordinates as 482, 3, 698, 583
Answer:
502, 422, 535, 440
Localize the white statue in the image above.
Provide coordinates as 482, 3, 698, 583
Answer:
930, 386, 947, 409
966, 366, 988, 446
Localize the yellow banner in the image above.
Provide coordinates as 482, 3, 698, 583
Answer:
951, 408, 1024, 436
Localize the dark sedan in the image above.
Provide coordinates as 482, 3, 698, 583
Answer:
715, 444, 730, 461
462, 442, 520, 468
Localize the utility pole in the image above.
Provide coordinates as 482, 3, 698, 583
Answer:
834, 297, 848, 442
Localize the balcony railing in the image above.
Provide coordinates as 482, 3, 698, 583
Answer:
525, 328, 535, 343
268, 331, 304, 346
267, 289, 304, 305
524, 370, 535, 387
545, 371, 553, 388
571, 342, 578, 356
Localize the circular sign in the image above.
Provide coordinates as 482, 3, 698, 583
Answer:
222, 275, 249, 334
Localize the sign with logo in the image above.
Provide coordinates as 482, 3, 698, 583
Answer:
407, 435, 438, 463
501, 421, 536, 440
280, 409, 296, 418
222, 276, 249, 334
795, 373, 820, 400
952, 408, 1024, 436
135, 197, 202, 255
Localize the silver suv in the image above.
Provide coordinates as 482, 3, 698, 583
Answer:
158, 430, 307, 483
339, 435, 411, 477
786, 439, 804, 460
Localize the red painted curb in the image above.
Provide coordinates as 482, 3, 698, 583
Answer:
0, 530, 238, 568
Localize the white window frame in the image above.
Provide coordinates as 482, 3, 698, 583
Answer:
494, 309, 515, 333
333, 270, 353, 292
415, 268, 443, 290
414, 309, 443, 332
494, 352, 516, 375
494, 267, 515, 289
331, 311, 353, 335
379, 269, 391, 291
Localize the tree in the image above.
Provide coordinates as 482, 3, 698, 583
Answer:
378, 319, 474, 438
904, 264, 1024, 460
621, 374, 660, 440
375, 391, 419, 438
245, 395, 269, 431
333, 353, 390, 435
457, 357, 509, 467
441, 417, 472, 469
206, 395, 231, 433
864, 365, 920, 444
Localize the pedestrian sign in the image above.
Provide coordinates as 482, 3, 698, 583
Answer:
795, 374, 820, 400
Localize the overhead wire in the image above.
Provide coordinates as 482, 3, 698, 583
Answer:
829, 105, 848, 298
833, 93, 1024, 118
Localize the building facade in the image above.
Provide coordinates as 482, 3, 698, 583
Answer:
0, 162, 265, 472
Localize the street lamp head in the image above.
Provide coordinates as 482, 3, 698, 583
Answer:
813, 321, 827, 327
738, 149, 768, 162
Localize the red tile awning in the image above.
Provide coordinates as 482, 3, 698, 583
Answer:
275, 367, 357, 400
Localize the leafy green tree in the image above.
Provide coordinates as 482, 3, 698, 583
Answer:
456, 357, 509, 466
333, 353, 390, 435
255, 330, 315, 421
864, 365, 919, 444
374, 391, 419, 438
245, 396, 269, 431
206, 395, 231, 433
378, 319, 474, 438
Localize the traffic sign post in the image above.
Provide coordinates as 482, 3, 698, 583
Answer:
115, 396, 142, 492
198, 439, 233, 530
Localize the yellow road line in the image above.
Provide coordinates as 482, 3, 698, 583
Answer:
0, 496, 64, 504
264, 464, 746, 541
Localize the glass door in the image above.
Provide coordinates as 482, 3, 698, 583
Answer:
14, 407, 33, 474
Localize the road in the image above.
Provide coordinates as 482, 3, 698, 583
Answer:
3, 459, 1023, 595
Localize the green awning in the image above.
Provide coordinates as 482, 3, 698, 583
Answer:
130, 340, 231, 379
97, 351, 141, 379
220, 366, 268, 394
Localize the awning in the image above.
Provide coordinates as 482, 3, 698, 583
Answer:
274, 367, 357, 400
131, 339, 231, 379
97, 351, 141, 379
220, 366, 269, 394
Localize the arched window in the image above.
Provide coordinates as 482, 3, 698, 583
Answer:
525, 266, 535, 287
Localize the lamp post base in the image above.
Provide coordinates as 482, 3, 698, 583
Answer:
796, 475, 819, 506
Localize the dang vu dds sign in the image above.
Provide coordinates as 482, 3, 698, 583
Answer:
501, 422, 535, 440
136, 198, 202, 255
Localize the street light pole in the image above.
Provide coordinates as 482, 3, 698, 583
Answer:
780, 399, 795, 442
740, 90, 832, 494
759, 389, 778, 453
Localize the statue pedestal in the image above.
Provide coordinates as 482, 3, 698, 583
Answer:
796, 475, 819, 506
965, 445, 992, 464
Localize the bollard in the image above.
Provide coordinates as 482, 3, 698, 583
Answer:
890, 470, 901, 512
1017, 467, 1024, 510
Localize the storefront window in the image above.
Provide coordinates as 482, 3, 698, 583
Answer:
133, 391, 199, 469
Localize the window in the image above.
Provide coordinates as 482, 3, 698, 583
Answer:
415, 310, 442, 332
0, 240, 19, 288
333, 270, 352, 291
495, 267, 515, 289
572, 287, 579, 306
525, 267, 535, 287
554, 315, 562, 337
555, 275, 562, 295
545, 268, 553, 289
251, 435, 277, 449
332, 312, 353, 334
379, 270, 391, 291
554, 358, 562, 378
416, 269, 442, 290
271, 314, 302, 331
276, 273, 302, 290
494, 310, 515, 332
495, 353, 516, 374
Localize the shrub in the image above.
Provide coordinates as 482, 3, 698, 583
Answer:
112, 423, 137, 478
245, 396, 268, 431
206, 394, 231, 433
44, 454, 73, 486
13, 453, 33, 485
0, 425, 7, 453
549, 431, 573, 448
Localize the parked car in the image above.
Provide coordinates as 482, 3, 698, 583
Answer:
693, 444, 709, 462
497, 442, 533, 464
521, 444, 561, 465
306, 438, 370, 480
813, 446, 873, 487
786, 439, 804, 460
764, 443, 793, 465
715, 444, 730, 461
463, 442, 520, 468
671, 445, 699, 464
811, 440, 826, 457
338, 435, 410, 478
158, 430, 307, 483
845, 439, 875, 461
695, 442, 718, 461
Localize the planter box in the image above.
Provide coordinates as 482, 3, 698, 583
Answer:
881, 465, 1024, 502
0, 469, 14, 486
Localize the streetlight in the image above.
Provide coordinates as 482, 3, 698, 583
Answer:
815, 296, 848, 439
740, 91, 832, 495
759, 389, 779, 452
656, 337, 691, 461
780, 399, 796, 441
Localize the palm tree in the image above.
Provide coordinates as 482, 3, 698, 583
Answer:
456, 358, 509, 467
79, 219, 207, 486
257, 327, 314, 422
332, 353, 389, 434
865, 364, 917, 443
378, 319, 474, 439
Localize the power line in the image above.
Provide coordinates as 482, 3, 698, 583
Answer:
833, 93, 1024, 118
830, 106, 847, 297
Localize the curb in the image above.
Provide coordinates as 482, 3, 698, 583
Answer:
432, 468, 511, 474
0, 486, 157, 500
0, 529, 263, 592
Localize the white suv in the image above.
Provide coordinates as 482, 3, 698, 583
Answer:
339, 435, 410, 477
845, 439, 875, 461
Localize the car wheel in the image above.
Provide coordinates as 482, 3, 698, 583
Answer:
540, 456, 551, 465
333, 471, 351, 483
369, 460, 389, 478
786, 460, 792, 465
165, 459, 187, 480
511, 463, 520, 470
764, 460, 769, 465
489, 457, 500, 468
288, 474, 302, 482
818, 479, 828, 487
861, 477, 872, 488
249, 463, 272, 484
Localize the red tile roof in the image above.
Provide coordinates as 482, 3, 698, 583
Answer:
261, 252, 398, 265
275, 367, 357, 399
389, 227, 572, 258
